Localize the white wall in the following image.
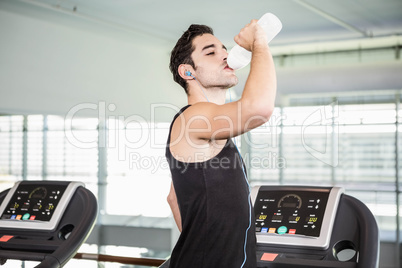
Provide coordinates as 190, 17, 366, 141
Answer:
1, 1, 401, 122
232, 49, 402, 98
0, 2, 187, 122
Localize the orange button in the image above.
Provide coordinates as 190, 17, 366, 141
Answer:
0, 235, 14, 242
261, 253, 278, 261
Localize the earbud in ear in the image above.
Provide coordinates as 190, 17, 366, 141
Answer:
185, 71, 192, 76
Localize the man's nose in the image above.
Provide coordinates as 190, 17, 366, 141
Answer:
222, 50, 228, 61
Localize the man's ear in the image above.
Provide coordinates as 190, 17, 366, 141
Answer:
178, 64, 195, 80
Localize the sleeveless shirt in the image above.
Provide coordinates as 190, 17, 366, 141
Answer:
165, 105, 257, 268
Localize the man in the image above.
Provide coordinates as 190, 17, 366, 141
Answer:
166, 19, 276, 267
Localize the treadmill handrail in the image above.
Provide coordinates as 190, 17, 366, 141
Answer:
342, 195, 379, 268
74, 253, 166, 266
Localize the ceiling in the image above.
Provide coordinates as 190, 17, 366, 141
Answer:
4, 0, 402, 49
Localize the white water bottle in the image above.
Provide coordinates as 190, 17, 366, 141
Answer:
227, 13, 282, 70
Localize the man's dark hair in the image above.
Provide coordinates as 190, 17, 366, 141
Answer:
169, 24, 213, 94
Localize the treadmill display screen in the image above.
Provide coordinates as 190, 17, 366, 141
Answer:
254, 189, 330, 237
0, 184, 67, 222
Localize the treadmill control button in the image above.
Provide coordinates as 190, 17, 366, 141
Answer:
0, 235, 14, 242
261, 253, 278, 261
278, 226, 287, 234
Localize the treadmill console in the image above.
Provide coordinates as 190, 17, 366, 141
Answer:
0, 181, 84, 231
251, 186, 344, 249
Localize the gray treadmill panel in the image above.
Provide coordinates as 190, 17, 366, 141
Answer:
251, 186, 344, 249
0, 181, 84, 231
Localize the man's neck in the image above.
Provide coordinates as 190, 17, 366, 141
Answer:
187, 86, 228, 105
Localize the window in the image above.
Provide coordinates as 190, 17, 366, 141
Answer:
0, 115, 24, 190
0, 115, 99, 196
281, 105, 334, 184
248, 108, 281, 184
106, 119, 171, 218
337, 104, 396, 186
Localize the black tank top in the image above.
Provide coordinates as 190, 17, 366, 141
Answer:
165, 105, 257, 268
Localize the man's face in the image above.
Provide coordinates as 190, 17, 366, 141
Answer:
190, 34, 238, 89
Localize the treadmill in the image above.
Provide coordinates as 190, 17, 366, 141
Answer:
252, 185, 379, 268
160, 185, 379, 268
0, 180, 98, 267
